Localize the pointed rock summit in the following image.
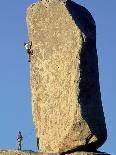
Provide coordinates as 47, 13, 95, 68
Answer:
26, 0, 107, 153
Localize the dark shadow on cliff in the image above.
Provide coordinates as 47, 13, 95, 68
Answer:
62, 0, 107, 153
60, 150, 110, 155
66, 0, 96, 36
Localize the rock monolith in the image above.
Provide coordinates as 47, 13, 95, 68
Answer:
26, 0, 107, 153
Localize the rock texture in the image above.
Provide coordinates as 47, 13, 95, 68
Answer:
0, 150, 110, 155
26, 0, 107, 153
0, 150, 36, 155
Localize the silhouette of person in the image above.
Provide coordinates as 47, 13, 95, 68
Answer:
17, 131, 23, 150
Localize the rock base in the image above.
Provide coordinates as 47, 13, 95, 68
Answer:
0, 150, 110, 155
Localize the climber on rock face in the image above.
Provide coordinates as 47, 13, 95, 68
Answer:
17, 131, 23, 150
24, 41, 33, 62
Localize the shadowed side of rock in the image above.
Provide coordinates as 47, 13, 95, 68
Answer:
65, 0, 107, 150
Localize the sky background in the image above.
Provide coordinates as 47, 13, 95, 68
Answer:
0, 0, 115, 154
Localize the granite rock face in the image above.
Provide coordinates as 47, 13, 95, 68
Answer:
26, 0, 107, 153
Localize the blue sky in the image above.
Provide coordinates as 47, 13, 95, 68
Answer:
0, 0, 115, 154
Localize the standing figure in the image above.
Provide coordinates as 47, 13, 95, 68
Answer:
37, 137, 39, 151
17, 131, 23, 150
24, 41, 33, 62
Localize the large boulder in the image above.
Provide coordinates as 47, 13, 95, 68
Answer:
26, 0, 107, 153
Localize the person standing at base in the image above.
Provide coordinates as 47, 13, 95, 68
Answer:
17, 131, 23, 150
37, 137, 39, 150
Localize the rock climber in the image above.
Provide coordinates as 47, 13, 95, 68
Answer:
24, 41, 33, 62
17, 131, 23, 150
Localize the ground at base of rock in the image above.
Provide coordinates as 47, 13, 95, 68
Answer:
0, 150, 110, 155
